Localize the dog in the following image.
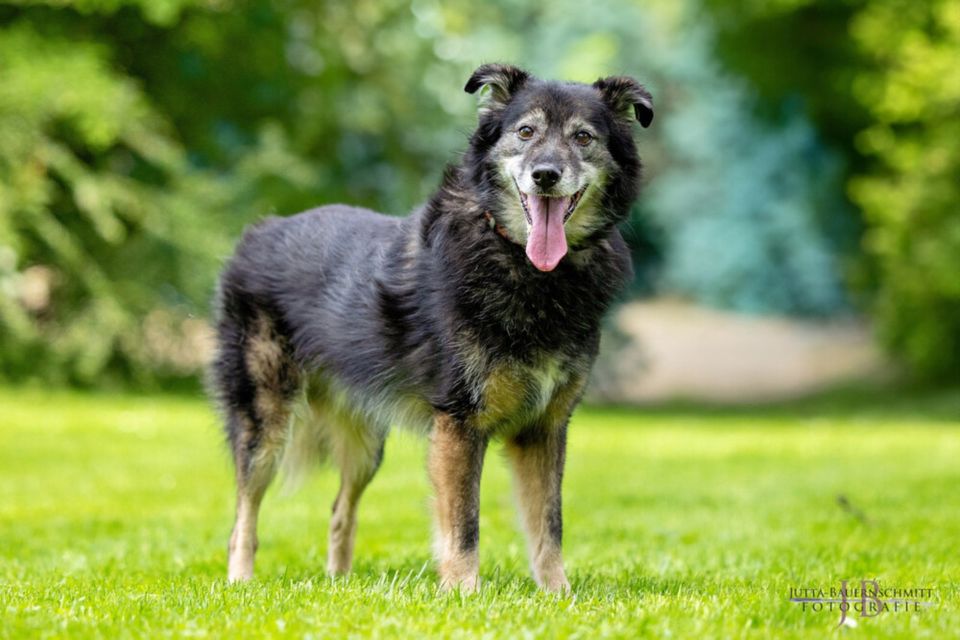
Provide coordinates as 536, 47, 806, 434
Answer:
209, 63, 653, 592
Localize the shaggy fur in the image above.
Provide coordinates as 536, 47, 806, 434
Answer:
209, 63, 653, 591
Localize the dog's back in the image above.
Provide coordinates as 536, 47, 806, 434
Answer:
213, 205, 411, 394
218, 205, 399, 318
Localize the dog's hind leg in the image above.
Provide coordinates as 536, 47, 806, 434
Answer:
220, 313, 300, 582
308, 390, 387, 575
326, 434, 385, 575
227, 409, 290, 582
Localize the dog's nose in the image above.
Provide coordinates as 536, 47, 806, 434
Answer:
531, 166, 561, 190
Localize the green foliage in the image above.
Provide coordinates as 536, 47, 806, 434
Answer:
2, 0, 209, 25
0, 22, 233, 385
627, 5, 848, 315
0, 0, 851, 387
649, 113, 848, 315
674, 0, 960, 378
0, 0, 463, 386
848, 0, 960, 378
0, 1, 350, 385
702, 0, 870, 159
1, 0, 954, 385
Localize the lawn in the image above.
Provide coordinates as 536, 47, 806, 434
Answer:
1, 386, 958, 638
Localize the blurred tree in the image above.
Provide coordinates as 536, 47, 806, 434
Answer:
0, 0, 459, 385
700, 0, 869, 167
848, 0, 960, 379
699, 0, 960, 380
0, 20, 234, 385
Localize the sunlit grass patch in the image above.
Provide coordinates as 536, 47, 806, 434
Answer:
1, 387, 958, 638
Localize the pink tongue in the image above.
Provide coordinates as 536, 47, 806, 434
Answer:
525, 195, 570, 272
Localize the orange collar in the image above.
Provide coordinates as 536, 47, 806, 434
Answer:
481, 211, 512, 241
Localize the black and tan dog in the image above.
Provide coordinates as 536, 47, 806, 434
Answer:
210, 64, 653, 592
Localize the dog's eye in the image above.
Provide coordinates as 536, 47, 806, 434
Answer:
517, 126, 535, 140
574, 131, 593, 146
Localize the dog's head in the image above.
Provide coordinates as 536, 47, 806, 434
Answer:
465, 63, 652, 272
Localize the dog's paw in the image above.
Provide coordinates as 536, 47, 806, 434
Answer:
326, 557, 352, 576
227, 564, 253, 583
439, 574, 480, 594
227, 548, 255, 582
536, 568, 571, 594
541, 576, 571, 594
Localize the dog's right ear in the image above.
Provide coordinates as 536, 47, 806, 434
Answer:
464, 63, 530, 112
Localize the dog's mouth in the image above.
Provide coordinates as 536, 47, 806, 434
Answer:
517, 184, 588, 272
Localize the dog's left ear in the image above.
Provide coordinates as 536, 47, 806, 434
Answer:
593, 76, 654, 128
464, 63, 530, 111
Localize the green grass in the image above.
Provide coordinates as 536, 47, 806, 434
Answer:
2, 387, 959, 638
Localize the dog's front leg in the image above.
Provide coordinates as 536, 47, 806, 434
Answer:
428, 412, 488, 592
505, 422, 570, 593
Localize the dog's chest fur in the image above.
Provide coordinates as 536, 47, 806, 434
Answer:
467, 353, 575, 433
370, 199, 630, 431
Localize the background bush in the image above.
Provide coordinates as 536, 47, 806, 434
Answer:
0, 18, 233, 385
848, 0, 960, 379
